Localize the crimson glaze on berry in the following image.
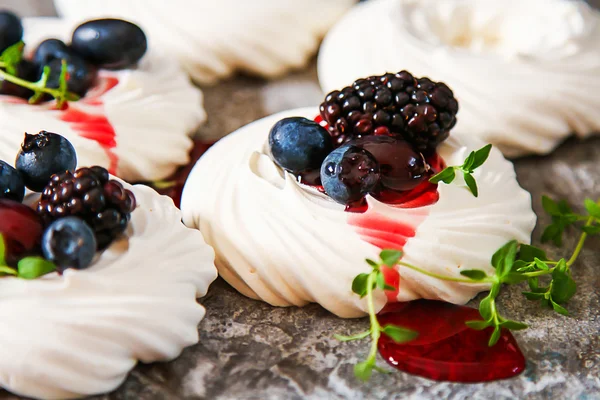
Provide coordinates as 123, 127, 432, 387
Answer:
45, 55, 98, 97
36, 166, 136, 249
71, 19, 147, 70
0, 199, 43, 265
349, 136, 428, 193
15, 131, 77, 192
0, 10, 23, 53
269, 117, 333, 175
320, 145, 380, 205
42, 216, 97, 271
319, 71, 458, 154
0, 160, 25, 202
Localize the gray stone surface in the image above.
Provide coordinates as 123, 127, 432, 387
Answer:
0, 2, 600, 399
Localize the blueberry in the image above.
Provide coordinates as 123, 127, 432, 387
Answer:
15, 131, 77, 192
32, 39, 71, 66
71, 19, 147, 70
42, 216, 97, 271
45, 55, 97, 97
0, 160, 24, 202
269, 117, 333, 174
320, 145, 380, 205
0, 11, 23, 53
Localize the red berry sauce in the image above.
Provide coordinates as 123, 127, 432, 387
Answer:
58, 76, 120, 174
377, 301, 526, 382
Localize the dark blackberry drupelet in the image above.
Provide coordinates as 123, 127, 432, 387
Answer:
36, 166, 136, 249
319, 71, 458, 154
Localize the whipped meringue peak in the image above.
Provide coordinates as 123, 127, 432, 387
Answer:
54, 0, 357, 83
181, 107, 536, 318
318, 0, 600, 157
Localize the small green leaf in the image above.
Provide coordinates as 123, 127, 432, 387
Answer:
465, 320, 489, 330
501, 320, 528, 330
479, 295, 493, 321
463, 172, 478, 197
502, 272, 528, 284
551, 300, 569, 316
514, 260, 533, 272
542, 195, 562, 216
518, 244, 548, 262
429, 167, 456, 184
354, 361, 373, 381
534, 258, 549, 271
379, 249, 402, 267
352, 273, 370, 298
541, 223, 563, 246
381, 324, 418, 343
461, 151, 476, 172
0, 234, 6, 266
0, 265, 17, 276
582, 225, 600, 235
365, 259, 379, 269
0, 41, 24, 75
557, 199, 573, 215
550, 266, 577, 303
376, 271, 387, 290
522, 291, 545, 301
17, 257, 56, 279
584, 198, 600, 219
459, 269, 488, 281
491, 240, 518, 278
471, 144, 492, 170
488, 326, 501, 346
334, 330, 371, 342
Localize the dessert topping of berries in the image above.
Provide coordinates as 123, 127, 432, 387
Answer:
42, 216, 97, 271
15, 131, 77, 192
0, 11, 23, 54
37, 166, 136, 249
0, 160, 25, 202
269, 117, 333, 181
320, 145, 380, 205
319, 71, 458, 154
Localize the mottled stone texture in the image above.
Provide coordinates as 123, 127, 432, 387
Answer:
1, 3, 600, 396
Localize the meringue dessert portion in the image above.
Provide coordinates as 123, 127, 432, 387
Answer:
318, 0, 600, 157
54, 0, 357, 83
181, 107, 536, 318
0, 17, 205, 182
0, 182, 217, 400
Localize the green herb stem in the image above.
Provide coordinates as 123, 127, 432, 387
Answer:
364, 272, 381, 368
566, 199, 599, 267
398, 261, 488, 284
0, 68, 62, 101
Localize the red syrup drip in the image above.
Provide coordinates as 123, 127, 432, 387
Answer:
147, 140, 214, 207
58, 76, 120, 174
377, 300, 526, 382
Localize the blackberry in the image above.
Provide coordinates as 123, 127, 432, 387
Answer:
319, 71, 458, 154
36, 166, 136, 249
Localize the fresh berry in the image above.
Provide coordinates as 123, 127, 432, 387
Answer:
269, 117, 333, 174
32, 39, 71, 66
0, 160, 24, 202
0, 199, 43, 265
319, 71, 458, 154
350, 136, 428, 192
0, 11, 23, 53
36, 166, 136, 249
320, 145, 380, 205
15, 131, 77, 192
42, 216, 97, 271
71, 19, 147, 70
45, 55, 98, 97
0, 59, 38, 99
